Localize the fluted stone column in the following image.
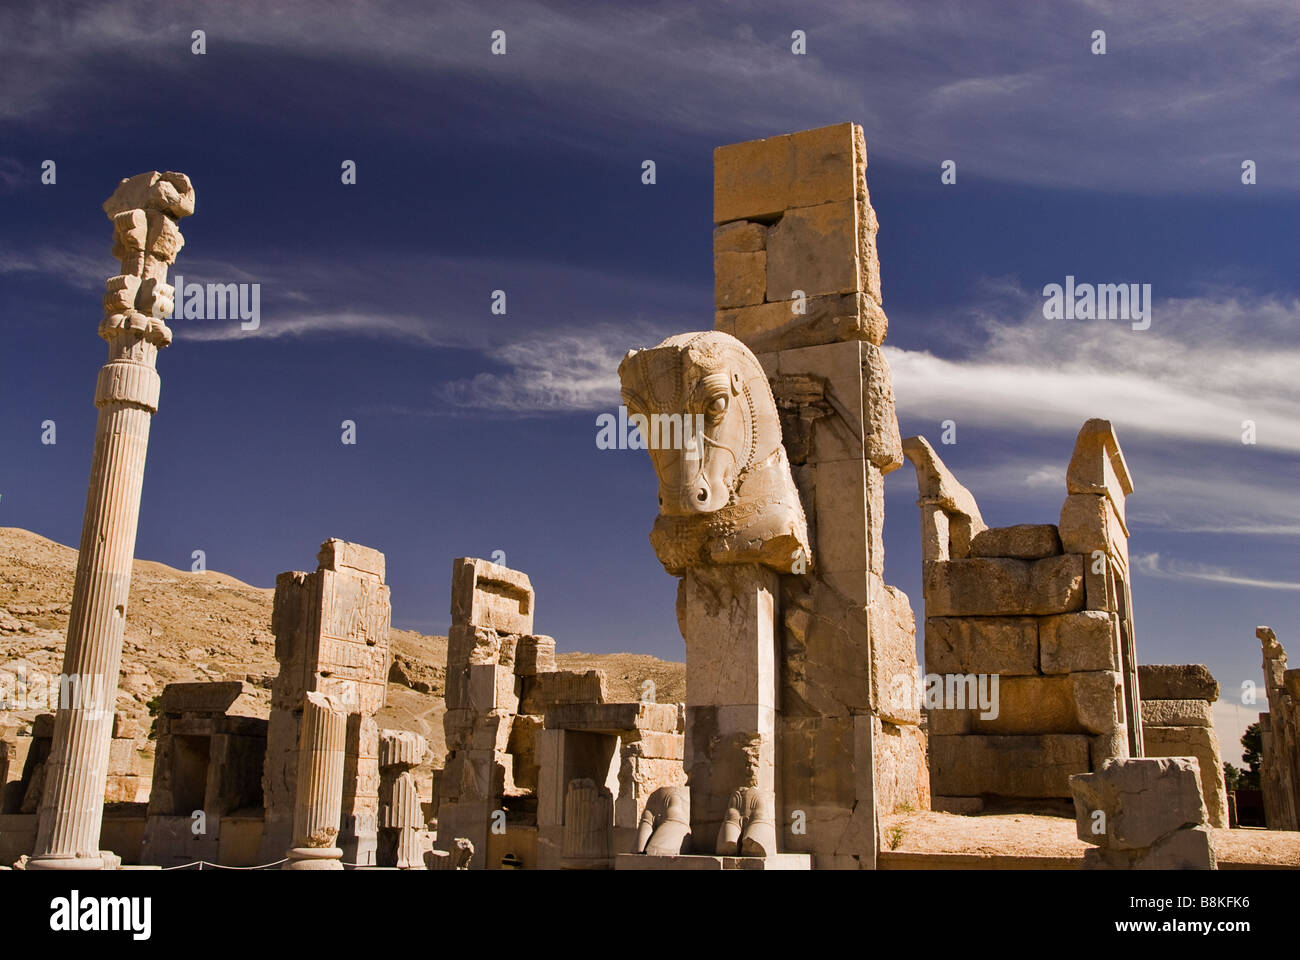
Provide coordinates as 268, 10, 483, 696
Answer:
285, 692, 348, 870
30, 172, 194, 871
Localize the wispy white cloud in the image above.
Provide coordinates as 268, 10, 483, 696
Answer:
2, 0, 1296, 193
889, 289, 1300, 453
1133, 552, 1300, 591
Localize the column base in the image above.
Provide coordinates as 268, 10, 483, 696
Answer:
284, 847, 344, 870
26, 853, 107, 871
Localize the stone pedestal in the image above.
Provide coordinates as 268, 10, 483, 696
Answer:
285, 692, 347, 870
615, 852, 810, 871
30, 172, 194, 871
680, 564, 779, 852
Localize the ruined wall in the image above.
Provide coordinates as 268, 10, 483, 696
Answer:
260, 539, 390, 864
1257, 627, 1300, 830
1137, 664, 1228, 828
905, 420, 1139, 812
713, 123, 927, 869
141, 681, 267, 866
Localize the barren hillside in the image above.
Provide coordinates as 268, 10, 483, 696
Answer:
0, 527, 684, 767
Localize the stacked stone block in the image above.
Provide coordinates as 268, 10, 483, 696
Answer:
1258, 626, 1300, 830
260, 539, 391, 865
1138, 664, 1228, 828
1071, 757, 1216, 869
714, 122, 926, 870
906, 420, 1140, 812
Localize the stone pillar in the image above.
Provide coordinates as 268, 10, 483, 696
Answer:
30, 172, 194, 871
680, 564, 779, 851
1138, 664, 1229, 828
285, 692, 347, 870
378, 729, 427, 869
711, 123, 922, 869
259, 539, 390, 863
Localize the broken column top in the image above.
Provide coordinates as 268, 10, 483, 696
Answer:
713, 122, 864, 224
1066, 418, 1133, 513
159, 681, 262, 717
378, 729, 427, 768
103, 171, 195, 221
1258, 625, 1286, 660
318, 538, 386, 581
901, 436, 984, 527
450, 557, 534, 635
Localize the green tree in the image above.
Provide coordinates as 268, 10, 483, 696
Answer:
1238, 722, 1262, 790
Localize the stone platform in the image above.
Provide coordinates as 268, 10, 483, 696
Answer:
615, 853, 811, 870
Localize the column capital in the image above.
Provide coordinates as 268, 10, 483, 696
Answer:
100, 171, 194, 349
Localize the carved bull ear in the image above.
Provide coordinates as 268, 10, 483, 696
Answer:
730, 370, 743, 395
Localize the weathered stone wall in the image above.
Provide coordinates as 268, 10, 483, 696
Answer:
1258, 627, 1300, 830
1138, 663, 1228, 828
714, 123, 926, 869
259, 539, 391, 864
906, 420, 1140, 812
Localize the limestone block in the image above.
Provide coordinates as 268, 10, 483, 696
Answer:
1065, 419, 1133, 528
1069, 757, 1206, 850
450, 557, 534, 635
317, 539, 385, 580
1141, 725, 1228, 828
1140, 699, 1213, 727
682, 565, 778, 709
925, 707, 971, 735
542, 701, 679, 733
783, 579, 869, 715
1137, 664, 1219, 702
765, 199, 858, 301
1059, 493, 1128, 566
862, 343, 903, 472
1090, 727, 1129, 769
772, 338, 866, 465
159, 681, 260, 716
969, 524, 1062, 560
873, 719, 928, 815
870, 583, 921, 725
528, 670, 608, 709
514, 635, 556, 676
924, 555, 1084, 617
1039, 610, 1118, 674
717, 293, 887, 356
106, 738, 140, 777
715, 251, 766, 308
624, 731, 685, 760
929, 734, 1090, 798
925, 617, 1038, 676
1082, 554, 1114, 611
713, 220, 766, 253
1070, 671, 1124, 735
969, 676, 1079, 735
714, 122, 859, 224
856, 190, 882, 304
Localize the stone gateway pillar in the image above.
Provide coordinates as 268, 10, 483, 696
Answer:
30, 172, 194, 871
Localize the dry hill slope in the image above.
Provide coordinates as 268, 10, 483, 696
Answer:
0, 527, 684, 767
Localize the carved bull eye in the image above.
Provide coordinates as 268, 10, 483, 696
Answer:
707, 395, 728, 420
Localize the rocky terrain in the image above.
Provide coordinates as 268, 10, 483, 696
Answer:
0, 527, 684, 769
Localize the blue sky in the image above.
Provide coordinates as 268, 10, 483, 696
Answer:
1, 0, 1296, 755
